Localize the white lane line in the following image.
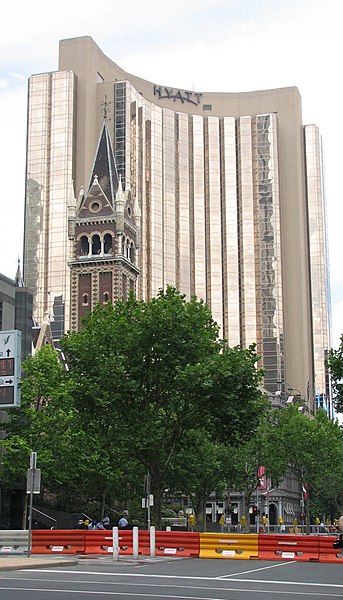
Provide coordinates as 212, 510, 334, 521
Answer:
216, 560, 296, 577
0, 584, 341, 598
16, 569, 343, 590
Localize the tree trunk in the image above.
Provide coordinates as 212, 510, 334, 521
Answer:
194, 494, 205, 531
100, 489, 106, 519
151, 474, 162, 530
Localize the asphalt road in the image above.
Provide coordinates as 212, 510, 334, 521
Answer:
0, 555, 342, 599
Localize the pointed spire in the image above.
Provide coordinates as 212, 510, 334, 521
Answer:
15, 258, 25, 287
87, 119, 119, 206
115, 174, 125, 233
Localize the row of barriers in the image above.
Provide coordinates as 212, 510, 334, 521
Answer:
1, 530, 343, 563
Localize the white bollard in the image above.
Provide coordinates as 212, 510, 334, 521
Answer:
166, 526, 171, 532
112, 526, 119, 561
133, 526, 139, 560
150, 525, 155, 557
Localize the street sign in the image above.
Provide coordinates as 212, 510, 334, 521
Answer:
26, 468, 41, 494
30, 451, 37, 470
141, 494, 154, 508
0, 330, 21, 407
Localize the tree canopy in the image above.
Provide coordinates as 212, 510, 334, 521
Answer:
59, 287, 267, 526
328, 334, 343, 413
265, 405, 343, 524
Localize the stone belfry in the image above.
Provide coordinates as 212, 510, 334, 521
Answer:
68, 114, 140, 331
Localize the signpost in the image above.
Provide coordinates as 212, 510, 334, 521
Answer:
27, 452, 41, 557
0, 330, 21, 407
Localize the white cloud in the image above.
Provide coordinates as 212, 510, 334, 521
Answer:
10, 72, 26, 81
0, 0, 343, 344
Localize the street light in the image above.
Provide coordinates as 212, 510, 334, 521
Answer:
287, 388, 308, 413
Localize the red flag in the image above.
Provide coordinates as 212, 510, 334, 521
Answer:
258, 465, 266, 490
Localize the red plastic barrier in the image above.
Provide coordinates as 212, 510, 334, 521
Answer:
318, 536, 343, 563
153, 531, 199, 557
84, 530, 134, 555
136, 530, 199, 557
258, 534, 319, 562
117, 530, 135, 556
32, 530, 86, 554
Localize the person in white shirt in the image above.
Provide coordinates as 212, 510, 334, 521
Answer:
118, 510, 129, 529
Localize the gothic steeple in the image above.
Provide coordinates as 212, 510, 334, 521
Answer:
87, 118, 119, 207
15, 258, 25, 288
68, 108, 140, 332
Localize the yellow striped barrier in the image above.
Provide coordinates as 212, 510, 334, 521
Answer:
199, 533, 258, 559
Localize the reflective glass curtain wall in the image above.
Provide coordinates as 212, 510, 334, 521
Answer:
304, 125, 333, 416
24, 71, 76, 339
117, 92, 284, 391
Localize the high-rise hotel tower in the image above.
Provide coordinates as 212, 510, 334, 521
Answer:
23, 36, 332, 414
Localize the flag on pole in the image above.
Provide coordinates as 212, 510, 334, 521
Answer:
258, 465, 266, 490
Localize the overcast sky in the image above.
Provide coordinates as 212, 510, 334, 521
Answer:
1, 0, 342, 346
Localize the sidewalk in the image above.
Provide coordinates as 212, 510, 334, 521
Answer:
0, 555, 78, 571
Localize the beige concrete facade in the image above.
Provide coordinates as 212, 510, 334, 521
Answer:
23, 36, 332, 413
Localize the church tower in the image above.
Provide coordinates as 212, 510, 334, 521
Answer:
68, 115, 140, 331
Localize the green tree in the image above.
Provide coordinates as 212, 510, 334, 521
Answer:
0, 346, 123, 519
328, 335, 343, 413
61, 287, 266, 528
269, 406, 343, 529
167, 429, 230, 531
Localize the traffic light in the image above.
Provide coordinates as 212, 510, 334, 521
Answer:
252, 506, 260, 516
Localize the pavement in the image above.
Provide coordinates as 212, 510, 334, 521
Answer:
0, 554, 79, 571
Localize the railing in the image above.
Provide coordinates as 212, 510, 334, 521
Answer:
0, 530, 29, 554
160, 517, 188, 529
220, 523, 338, 535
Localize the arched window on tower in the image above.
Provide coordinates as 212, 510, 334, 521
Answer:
80, 235, 89, 256
103, 291, 110, 304
104, 233, 113, 255
130, 242, 135, 263
126, 238, 130, 259
82, 293, 89, 306
92, 234, 101, 255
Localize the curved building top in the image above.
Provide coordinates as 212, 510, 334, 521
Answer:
58, 35, 301, 119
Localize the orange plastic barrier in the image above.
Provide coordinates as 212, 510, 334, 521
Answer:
258, 534, 319, 562
32, 530, 86, 554
318, 536, 343, 563
117, 530, 136, 555
84, 530, 134, 555
199, 533, 258, 559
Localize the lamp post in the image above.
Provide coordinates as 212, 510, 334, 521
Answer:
287, 388, 310, 413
